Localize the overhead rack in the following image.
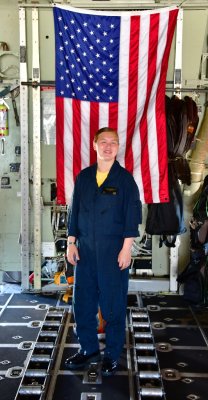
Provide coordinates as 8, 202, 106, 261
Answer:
18, 0, 208, 10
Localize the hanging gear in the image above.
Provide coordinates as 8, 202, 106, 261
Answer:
193, 175, 208, 223
167, 95, 199, 185
145, 95, 199, 247
0, 98, 9, 136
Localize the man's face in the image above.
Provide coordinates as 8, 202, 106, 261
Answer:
93, 131, 119, 162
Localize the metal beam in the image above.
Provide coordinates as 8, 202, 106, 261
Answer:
19, 7, 30, 290
32, 8, 42, 290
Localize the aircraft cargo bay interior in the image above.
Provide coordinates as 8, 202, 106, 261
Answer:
0, 1, 208, 399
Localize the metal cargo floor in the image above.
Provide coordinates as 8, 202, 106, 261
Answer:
0, 291, 207, 400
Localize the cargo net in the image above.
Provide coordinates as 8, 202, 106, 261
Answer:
15, 307, 67, 400
129, 308, 166, 400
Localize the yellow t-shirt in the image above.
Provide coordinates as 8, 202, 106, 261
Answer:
96, 170, 108, 187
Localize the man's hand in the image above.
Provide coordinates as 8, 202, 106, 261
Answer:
118, 237, 134, 270
67, 243, 80, 265
118, 247, 132, 270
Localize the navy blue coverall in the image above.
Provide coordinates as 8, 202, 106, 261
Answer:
68, 160, 142, 361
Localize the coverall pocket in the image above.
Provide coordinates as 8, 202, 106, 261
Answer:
100, 204, 123, 235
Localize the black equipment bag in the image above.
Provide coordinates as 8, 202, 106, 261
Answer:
146, 162, 186, 237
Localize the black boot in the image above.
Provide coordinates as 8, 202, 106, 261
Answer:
101, 357, 118, 376
65, 350, 101, 370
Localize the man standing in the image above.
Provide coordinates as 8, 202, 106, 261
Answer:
65, 127, 142, 375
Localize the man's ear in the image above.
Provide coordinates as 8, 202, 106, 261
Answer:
93, 141, 96, 151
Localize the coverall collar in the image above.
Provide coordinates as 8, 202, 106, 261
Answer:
92, 160, 121, 187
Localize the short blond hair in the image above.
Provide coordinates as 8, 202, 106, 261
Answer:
94, 127, 119, 143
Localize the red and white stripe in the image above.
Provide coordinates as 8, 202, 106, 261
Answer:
55, 6, 178, 205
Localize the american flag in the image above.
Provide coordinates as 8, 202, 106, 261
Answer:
53, 5, 178, 204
